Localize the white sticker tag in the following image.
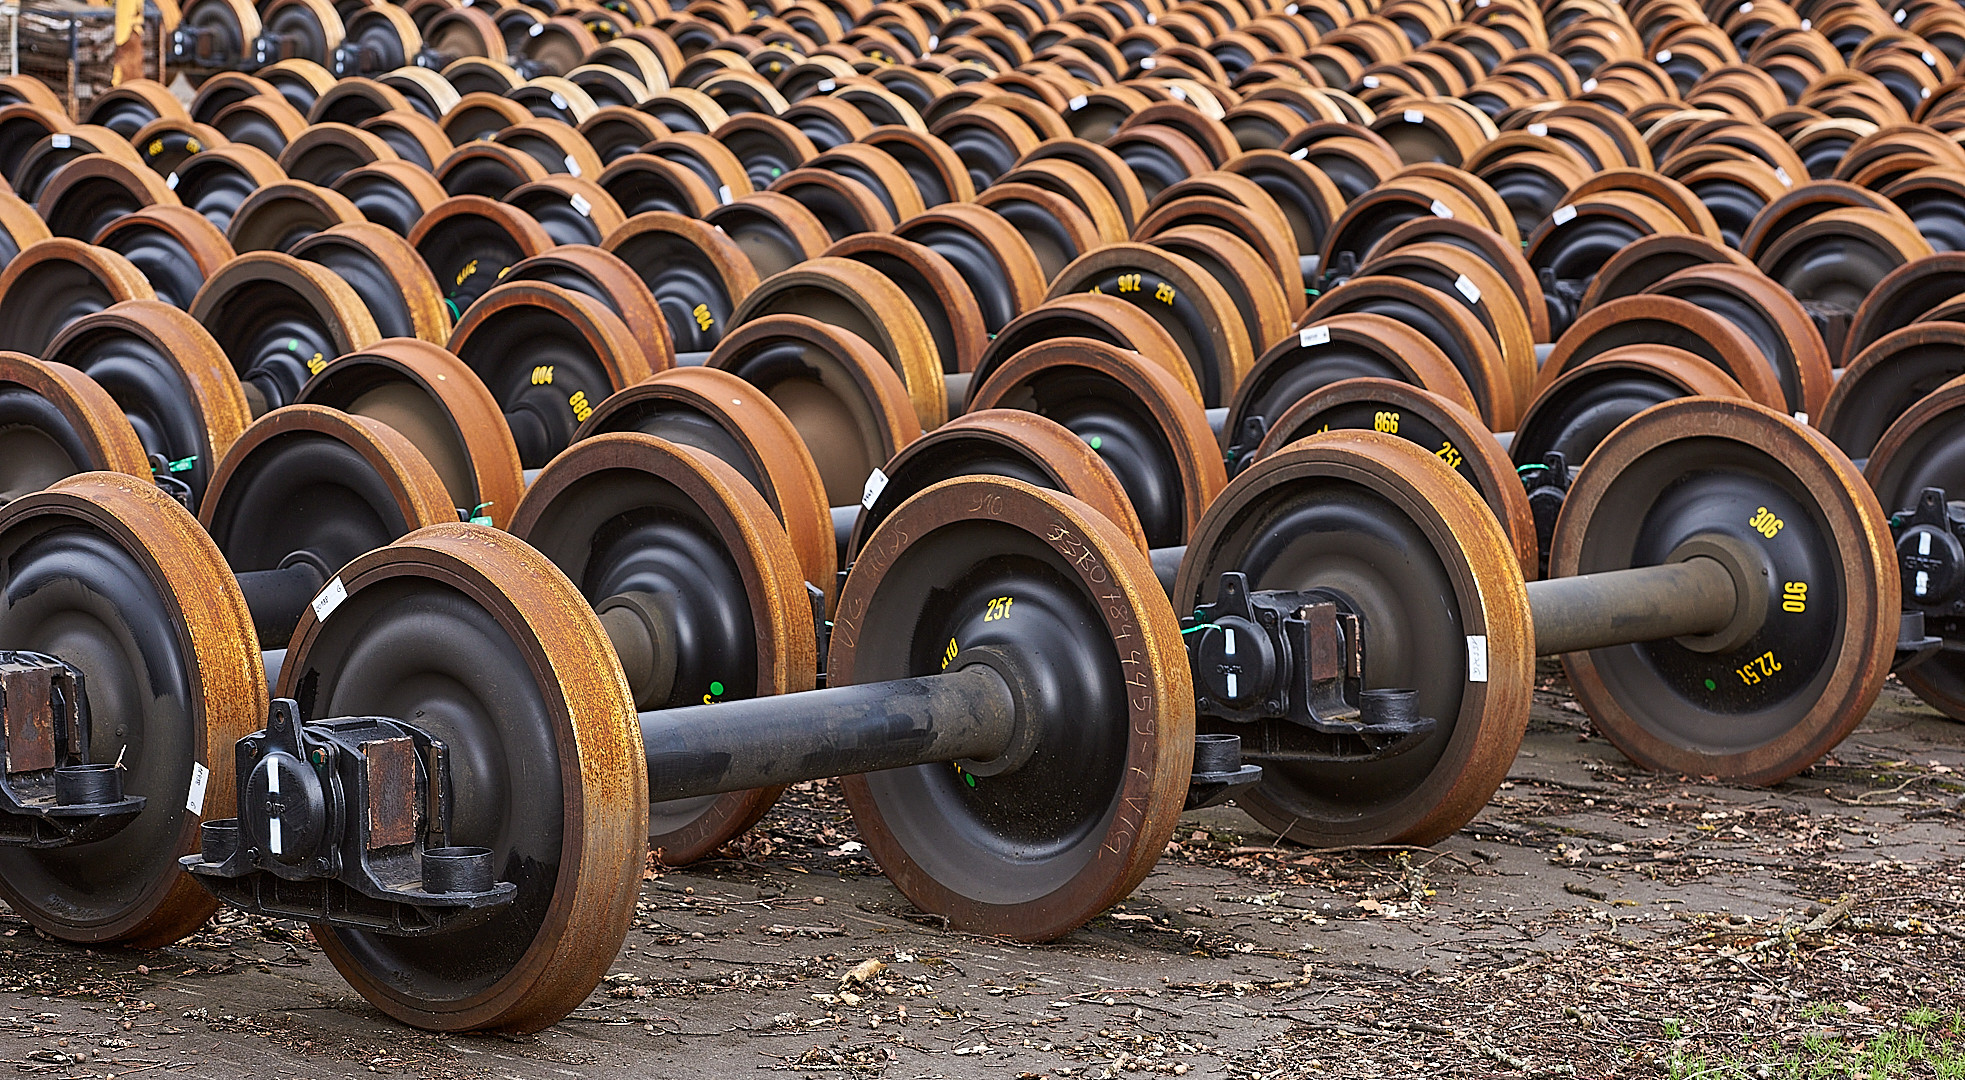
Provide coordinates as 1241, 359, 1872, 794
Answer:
1582, 78, 1598, 92
1291, 147, 1309, 160
1285, 3, 1297, 12
312, 576, 348, 622
186, 762, 210, 815
1924, 86, 1933, 99
1169, 86, 1186, 101
551, 92, 567, 110
1363, 75, 1380, 88
1656, 50, 1671, 63
1299, 324, 1330, 347
1552, 204, 1577, 225
51, 134, 69, 149
1801, 17, 1810, 29
569, 192, 591, 216
1454, 273, 1481, 303
1795, 411, 1809, 424
165, 171, 179, 190
1430, 199, 1453, 219
927, 35, 937, 49
860, 467, 889, 509
1146, 12, 1155, 22
718, 184, 732, 204
529, 22, 542, 34
1924, 50, 1937, 67
1404, 108, 1423, 123
563, 154, 580, 176
1774, 166, 1792, 187
1527, 122, 1548, 136
1069, 95, 1087, 110
817, 78, 836, 92
1140, 56, 1156, 69
1739, 1, 1751, 10
1467, 636, 1488, 682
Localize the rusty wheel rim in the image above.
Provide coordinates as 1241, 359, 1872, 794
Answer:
43, 300, 250, 511
291, 222, 452, 344
1306, 274, 1517, 428
1819, 322, 1965, 460
0, 353, 150, 501
0, 474, 265, 946
835, 475, 1191, 940
0, 239, 155, 356
1553, 397, 1896, 784
1533, 294, 1788, 413
1047, 241, 1252, 408
510, 432, 815, 862
91, 204, 236, 311
1172, 430, 1532, 846
291, 523, 646, 1032
188, 251, 381, 416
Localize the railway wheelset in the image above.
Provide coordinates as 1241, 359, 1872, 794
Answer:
0, 0, 1960, 1038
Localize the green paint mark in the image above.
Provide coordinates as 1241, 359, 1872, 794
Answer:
1703, 678, 1717, 690
770, 166, 783, 177
709, 680, 724, 696
286, 339, 300, 352
1089, 435, 1103, 450
963, 771, 976, 787
443, 296, 462, 321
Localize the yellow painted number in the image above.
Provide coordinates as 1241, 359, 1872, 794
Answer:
568, 389, 592, 422
1749, 506, 1784, 538
305, 352, 325, 375
1373, 410, 1400, 434
1117, 273, 1142, 293
692, 303, 714, 331
983, 596, 1014, 622
1736, 650, 1781, 685
1435, 440, 1462, 468
1782, 581, 1807, 613
940, 636, 959, 671
531, 365, 554, 385
455, 259, 478, 286
1154, 281, 1177, 304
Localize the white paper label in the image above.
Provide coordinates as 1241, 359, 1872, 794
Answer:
1430, 199, 1453, 219
1894, 7, 1905, 20
1924, 51, 1937, 67
186, 762, 209, 815
927, 35, 937, 48
1528, 122, 1548, 136
1795, 411, 1808, 424
817, 78, 835, 92
1454, 273, 1481, 303
861, 467, 889, 509
312, 576, 348, 622
1656, 50, 1671, 62
529, 22, 542, 34
1467, 636, 1488, 682
1924, 86, 1933, 99
569, 192, 591, 216
1774, 166, 1792, 187
1146, 12, 1155, 22
1363, 75, 1380, 88
1140, 56, 1156, 69
1552, 204, 1577, 225
1069, 95, 1087, 110
1299, 324, 1331, 347
1739, 1, 1752, 10
1404, 108, 1423, 123
718, 184, 732, 204
563, 154, 580, 176
51, 134, 68, 149
1582, 78, 1598, 91
1291, 147, 1309, 160
1285, 3, 1298, 12
165, 171, 179, 190
1169, 86, 1186, 101
551, 93, 567, 110
1801, 18, 1810, 29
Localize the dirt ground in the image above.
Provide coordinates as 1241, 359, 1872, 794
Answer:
2, 665, 1962, 1080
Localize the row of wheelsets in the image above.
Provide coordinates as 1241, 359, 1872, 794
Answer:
0, 380, 1931, 1032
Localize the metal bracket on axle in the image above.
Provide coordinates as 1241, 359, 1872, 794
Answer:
1887, 486, 1960, 672
0, 653, 143, 849
181, 699, 515, 936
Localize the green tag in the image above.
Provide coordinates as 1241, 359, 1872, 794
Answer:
167, 456, 196, 473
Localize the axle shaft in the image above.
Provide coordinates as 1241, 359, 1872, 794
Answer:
639, 664, 1018, 802
1527, 557, 1737, 656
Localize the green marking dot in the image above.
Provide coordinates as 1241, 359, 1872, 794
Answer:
709, 680, 724, 696
286, 339, 300, 352
963, 771, 976, 787
1089, 435, 1103, 450
1703, 678, 1717, 691
770, 166, 783, 177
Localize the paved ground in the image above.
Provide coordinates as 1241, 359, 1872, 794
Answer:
3, 665, 1962, 1079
